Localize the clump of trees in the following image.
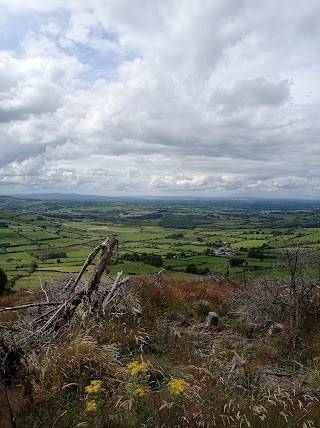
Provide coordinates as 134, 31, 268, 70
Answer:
32, 251, 67, 261
121, 252, 163, 267
0, 267, 11, 294
229, 258, 247, 267
185, 264, 210, 275
247, 248, 265, 261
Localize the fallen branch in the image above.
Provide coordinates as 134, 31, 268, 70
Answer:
0, 324, 21, 331
261, 370, 294, 377
0, 302, 62, 313
102, 272, 129, 311
38, 300, 71, 333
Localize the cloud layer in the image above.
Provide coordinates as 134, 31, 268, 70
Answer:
0, 0, 319, 197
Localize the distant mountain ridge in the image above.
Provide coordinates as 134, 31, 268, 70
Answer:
1, 193, 320, 207
12, 193, 118, 202
2, 193, 239, 202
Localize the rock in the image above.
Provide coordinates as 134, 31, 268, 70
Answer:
268, 322, 284, 336
132, 306, 142, 317
205, 311, 219, 327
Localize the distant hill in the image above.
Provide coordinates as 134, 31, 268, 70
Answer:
1, 193, 320, 209
10, 193, 142, 202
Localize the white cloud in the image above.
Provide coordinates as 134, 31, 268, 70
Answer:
0, 0, 319, 197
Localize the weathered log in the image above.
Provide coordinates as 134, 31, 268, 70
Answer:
86, 235, 118, 292
67, 244, 104, 296
53, 235, 118, 330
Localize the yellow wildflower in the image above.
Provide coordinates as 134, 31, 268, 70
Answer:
126, 361, 149, 377
168, 379, 189, 396
85, 379, 102, 394
134, 386, 148, 397
86, 400, 97, 412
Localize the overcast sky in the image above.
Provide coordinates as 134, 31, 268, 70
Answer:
0, 0, 319, 198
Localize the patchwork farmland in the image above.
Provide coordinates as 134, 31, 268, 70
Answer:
1, 195, 320, 289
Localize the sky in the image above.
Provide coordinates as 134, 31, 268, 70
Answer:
0, 0, 319, 198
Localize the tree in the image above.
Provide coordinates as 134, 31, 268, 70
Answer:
0, 267, 9, 294
232, 244, 320, 347
29, 261, 38, 272
185, 264, 199, 274
278, 244, 320, 330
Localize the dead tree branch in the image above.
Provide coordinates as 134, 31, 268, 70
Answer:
0, 302, 62, 313
102, 272, 129, 311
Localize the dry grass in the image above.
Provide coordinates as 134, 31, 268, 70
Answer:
1, 275, 320, 427
0, 291, 41, 322
30, 333, 121, 403
132, 276, 232, 321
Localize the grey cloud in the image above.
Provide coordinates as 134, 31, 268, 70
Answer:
211, 78, 291, 113
0, 81, 62, 123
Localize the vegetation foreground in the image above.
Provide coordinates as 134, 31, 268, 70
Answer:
0, 237, 319, 427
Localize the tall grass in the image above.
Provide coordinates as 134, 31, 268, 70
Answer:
1, 276, 319, 427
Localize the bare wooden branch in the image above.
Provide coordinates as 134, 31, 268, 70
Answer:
67, 245, 103, 296
149, 269, 165, 285
261, 370, 294, 377
86, 236, 118, 292
0, 323, 20, 331
39, 277, 49, 302
49, 236, 119, 331
102, 272, 129, 311
67, 235, 118, 296
30, 306, 62, 326
64, 277, 73, 291
0, 302, 62, 313
38, 300, 71, 333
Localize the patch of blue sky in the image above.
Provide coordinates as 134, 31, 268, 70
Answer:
0, 6, 139, 85
71, 45, 136, 84
0, 7, 35, 50
0, 7, 70, 53
62, 31, 138, 85
88, 24, 118, 45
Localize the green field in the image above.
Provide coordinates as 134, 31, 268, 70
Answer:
1, 197, 320, 289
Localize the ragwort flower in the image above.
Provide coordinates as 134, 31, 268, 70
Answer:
134, 386, 148, 397
86, 400, 97, 412
85, 379, 102, 394
126, 361, 149, 377
168, 379, 189, 396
